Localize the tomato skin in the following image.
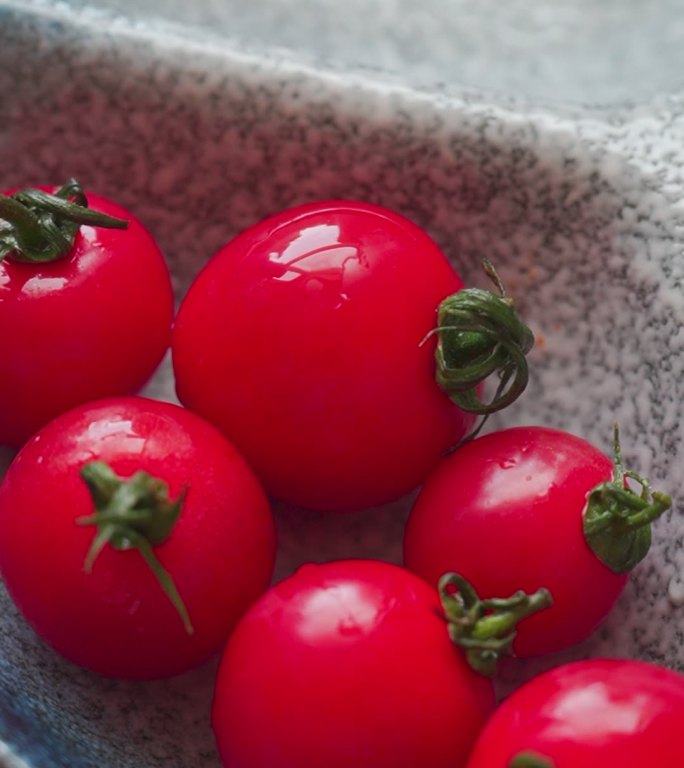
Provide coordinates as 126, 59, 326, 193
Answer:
0, 188, 174, 448
403, 426, 627, 657
466, 658, 684, 767
172, 200, 475, 512
0, 397, 276, 679
212, 559, 495, 768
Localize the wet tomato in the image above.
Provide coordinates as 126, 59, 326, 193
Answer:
0, 180, 174, 448
0, 397, 276, 679
403, 426, 670, 656
172, 201, 532, 512
212, 559, 497, 768
467, 658, 684, 767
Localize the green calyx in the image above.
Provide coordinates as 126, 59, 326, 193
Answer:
0, 178, 128, 263
428, 260, 535, 420
438, 572, 552, 677
509, 751, 555, 768
583, 424, 672, 574
76, 461, 193, 635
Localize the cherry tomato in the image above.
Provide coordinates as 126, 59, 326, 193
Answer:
0, 180, 174, 448
173, 200, 514, 511
403, 426, 670, 656
466, 658, 684, 767
0, 397, 276, 679
212, 559, 496, 768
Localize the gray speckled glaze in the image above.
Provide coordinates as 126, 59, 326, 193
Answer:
2, 0, 684, 765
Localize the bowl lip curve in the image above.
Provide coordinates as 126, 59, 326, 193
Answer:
3, 0, 684, 124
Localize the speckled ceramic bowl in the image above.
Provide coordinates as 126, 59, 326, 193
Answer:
2, 0, 684, 765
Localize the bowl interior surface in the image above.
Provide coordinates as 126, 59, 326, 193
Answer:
63, 0, 684, 105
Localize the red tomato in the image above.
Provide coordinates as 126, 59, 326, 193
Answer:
466, 658, 684, 767
0, 180, 174, 448
212, 560, 496, 768
403, 426, 670, 656
172, 200, 477, 511
0, 397, 276, 679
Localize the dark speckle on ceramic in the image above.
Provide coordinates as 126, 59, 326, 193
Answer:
1, 0, 684, 765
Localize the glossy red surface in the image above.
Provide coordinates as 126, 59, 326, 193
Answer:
0, 397, 276, 679
466, 659, 684, 766
212, 560, 495, 768
403, 426, 627, 656
0, 189, 174, 448
172, 200, 473, 511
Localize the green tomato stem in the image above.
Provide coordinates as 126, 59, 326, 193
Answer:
76, 461, 193, 635
583, 424, 672, 574
509, 751, 555, 768
0, 178, 128, 263
439, 572, 552, 677
428, 259, 534, 417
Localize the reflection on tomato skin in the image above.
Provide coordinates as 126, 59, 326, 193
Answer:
466, 658, 684, 767
173, 200, 475, 512
404, 426, 627, 657
0, 189, 174, 448
213, 559, 496, 768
